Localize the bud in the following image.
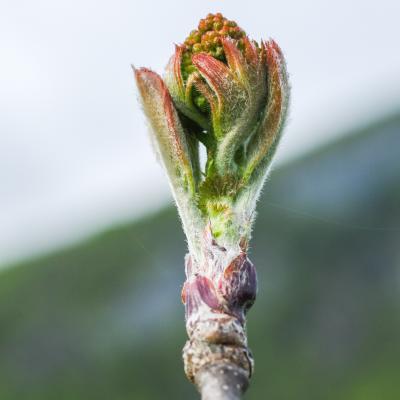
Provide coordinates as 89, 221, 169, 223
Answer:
135, 14, 289, 249
165, 14, 289, 184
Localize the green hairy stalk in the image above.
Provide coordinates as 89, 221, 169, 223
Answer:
134, 13, 290, 399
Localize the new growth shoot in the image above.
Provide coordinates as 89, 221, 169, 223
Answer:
134, 12, 290, 399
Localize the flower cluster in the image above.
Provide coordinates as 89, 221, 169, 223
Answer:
181, 13, 246, 111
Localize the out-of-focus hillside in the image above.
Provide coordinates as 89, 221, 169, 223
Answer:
0, 113, 399, 400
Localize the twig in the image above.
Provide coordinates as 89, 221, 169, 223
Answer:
195, 363, 249, 400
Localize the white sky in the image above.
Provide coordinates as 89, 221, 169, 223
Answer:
1, 0, 400, 267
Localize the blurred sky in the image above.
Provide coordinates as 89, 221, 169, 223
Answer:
1, 0, 400, 267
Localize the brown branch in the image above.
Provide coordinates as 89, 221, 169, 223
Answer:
181, 236, 256, 399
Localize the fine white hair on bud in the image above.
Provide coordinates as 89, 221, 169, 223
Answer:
134, 13, 290, 255
134, 67, 204, 258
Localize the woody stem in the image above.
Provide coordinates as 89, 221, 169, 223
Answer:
195, 363, 249, 400
181, 237, 257, 399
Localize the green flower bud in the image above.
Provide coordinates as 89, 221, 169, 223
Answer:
135, 13, 290, 253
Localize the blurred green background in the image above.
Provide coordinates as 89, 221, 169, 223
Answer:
0, 112, 399, 399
